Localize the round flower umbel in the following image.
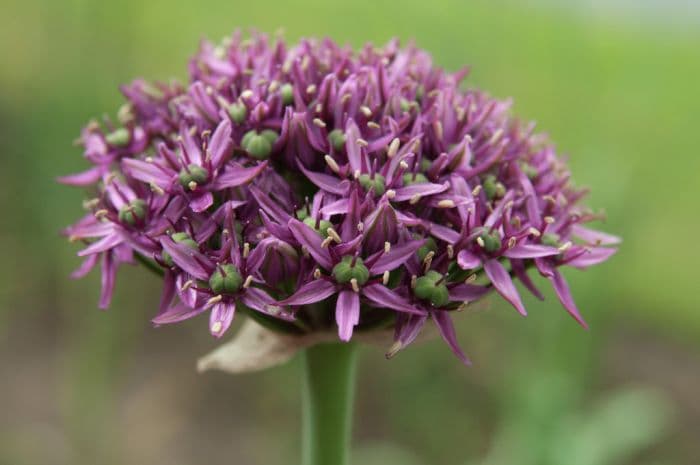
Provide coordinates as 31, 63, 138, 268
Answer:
61, 32, 618, 363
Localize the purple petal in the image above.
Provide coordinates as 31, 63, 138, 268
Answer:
279, 279, 337, 306
369, 239, 424, 274
98, 252, 117, 309
336, 290, 360, 341
122, 158, 172, 188
565, 247, 617, 269
152, 303, 206, 325
297, 162, 348, 195
157, 271, 176, 316
427, 223, 460, 244
190, 191, 214, 213
210, 302, 236, 338
549, 270, 588, 328
363, 284, 426, 315
208, 119, 233, 168
160, 237, 210, 280
211, 161, 267, 189
390, 313, 428, 357
503, 244, 560, 259
393, 182, 448, 202
449, 284, 491, 302
57, 166, 103, 186
241, 287, 295, 321
483, 259, 527, 316
78, 232, 123, 256
432, 311, 471, 365
288, 219, 333, 270
71, 254, 99, 279
571, 225, 621, 245
457, 250, 482, 269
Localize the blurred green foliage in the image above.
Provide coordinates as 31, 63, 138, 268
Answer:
1, 1, 698, 464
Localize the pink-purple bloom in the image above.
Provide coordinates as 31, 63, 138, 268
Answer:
61, 32, 618, 363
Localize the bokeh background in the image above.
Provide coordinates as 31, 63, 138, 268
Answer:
2, 0, 699, 464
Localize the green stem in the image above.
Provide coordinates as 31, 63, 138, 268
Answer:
301, 342, 358, 465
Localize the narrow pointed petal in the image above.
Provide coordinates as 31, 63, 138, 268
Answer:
457, 249, 482, 269
71, 254, 100, 279
241, 287, 295, 321
210, 302, 236, 338
297, 163, 348, 195
393, 182, 448, 202
363, 284, 426, 315
190, 191, 214, 212
279, 279, 337, 306
157, 270, 176, 316
210, 161, 267, 189
369, 239, 424, 274
549, 270, 588, 328
483, 259, 527, 316
152, 303, 206, 325
208, 119, 233, 167
288, 219, 333, 270
336, 290, 360, 342
449, 284, 491, 302
432, 311, 471, 365
565, 247, 617, 269
78, 232, 123, 257
160, 237, 210, 280
571, 225, 621, 245
503, 243, 560, 259
122, 158, 172, 188
98, 252, 117, 309
57, 166, 103, 186
389, 313, 428, 358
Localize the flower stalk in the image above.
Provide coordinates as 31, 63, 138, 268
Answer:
301, 342, 358, 465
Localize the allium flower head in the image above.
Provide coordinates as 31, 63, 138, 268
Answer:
61, 32, 618, 364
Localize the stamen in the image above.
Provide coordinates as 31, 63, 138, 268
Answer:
558, 241, 572, 252
384, 242, 391, 253
243, 242, 250, 258
180, 280, 194, 292
409, 194, 421, 205
268, 81, 279, 93
312, 118, 326, 128
385, 189, 396, 199
324, 155, 340, 173
359, 105, 372, 117
82, 198, 100, 210
188, 181, 198, 191
528, 227, 541, 237
410, 275, 418, 289
321, 236, 334, 248
149, 182, 165, 195
507, 237, 517, 248
367, 121, 380, 129
356, 222, 364, 232
387, 138, 400, 158
382, 270, 390, 285
544, 216, 555, 224
447, 245, 454, 259
94, 209, 109, 219
306, 84, 317, 95
206, 295, 223, 306
313, 268, 322, 279
350, 278, 360, 293
242, 275, 254, 288
356, 138, 368, 147
341, 93, 352, 104
472, 185, 483, 196
353, 169, 361, 179
326, 228, 342, 243
399, 160, 409, 169
437, 199, 455, 208
466, 273, 477, 283
476, 237, 486, 247
240, 89, 254, 99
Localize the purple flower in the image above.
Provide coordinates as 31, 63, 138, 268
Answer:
61, 32, 618, 362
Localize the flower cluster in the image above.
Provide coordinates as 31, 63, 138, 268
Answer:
61, 32, 618, 363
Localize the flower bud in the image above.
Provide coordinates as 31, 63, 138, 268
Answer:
227, 102, 247, 124
280, 83, 294, 106
413, 270, 449, 307
118, 198, 147, 225
476, 229, 502, 253
105, 128, 130, 147
209, 264, 243, 294
358, 173, 386, 196
483, 174, 506, 200
162, 232, 198, 267
402, 172, 428, 186
332, 256, 370, 285
303, 217, 333, 237
178, 164, 209, 187
417, 236, 437, 261
328, 129, 346, 152
242, 129, 278, 160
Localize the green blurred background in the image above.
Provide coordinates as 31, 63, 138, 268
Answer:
1, 0, 699, 464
